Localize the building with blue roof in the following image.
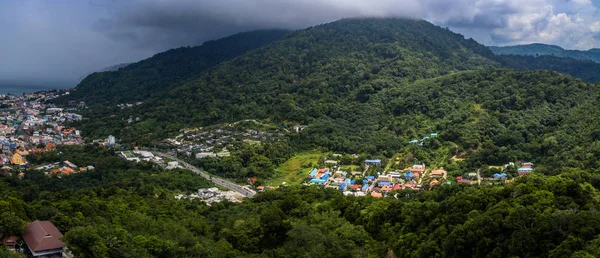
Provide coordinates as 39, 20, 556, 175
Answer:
309, 168, 318, 178
310, 179, 327, 184
493, 173, 508, 180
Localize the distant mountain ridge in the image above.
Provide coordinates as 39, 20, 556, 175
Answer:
77, 63, 132, 82
489, 43, 600, 63
61, 29, 290, 106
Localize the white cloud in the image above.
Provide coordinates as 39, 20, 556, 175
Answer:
483, 0, 600, 49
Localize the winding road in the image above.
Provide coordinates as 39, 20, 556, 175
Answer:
153, 151, 256, 198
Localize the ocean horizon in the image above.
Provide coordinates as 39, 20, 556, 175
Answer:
0, 84, 68, 95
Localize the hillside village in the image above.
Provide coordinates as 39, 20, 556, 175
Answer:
300, 159, 535, 198
165, 120, 286, 158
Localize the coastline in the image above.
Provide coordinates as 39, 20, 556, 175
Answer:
0, 85, 66, 95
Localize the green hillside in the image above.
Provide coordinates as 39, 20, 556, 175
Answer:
490, 43, 600, 63
71, 18, 600, 156
60, 29, 289, 106
73, 18, 500, 142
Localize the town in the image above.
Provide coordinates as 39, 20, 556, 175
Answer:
0, 90, 86, 174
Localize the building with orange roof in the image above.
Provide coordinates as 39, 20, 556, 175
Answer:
10, 153, 26, 165
370, 192, 383, 198
45, 143, 55, 151
430, 169, 446, 178
61, 167, 74, 175
380, 185, 393, 193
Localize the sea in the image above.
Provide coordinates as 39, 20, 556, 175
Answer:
0, 84, 68, 95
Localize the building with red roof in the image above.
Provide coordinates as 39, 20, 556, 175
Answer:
1, 235, 18, 251
22, 220, 64, 257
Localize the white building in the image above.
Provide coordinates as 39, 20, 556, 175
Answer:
107, 135, 116, 146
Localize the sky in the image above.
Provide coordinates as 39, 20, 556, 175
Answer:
2, 0, 600, 87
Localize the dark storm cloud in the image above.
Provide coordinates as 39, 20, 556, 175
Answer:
2, 0, 600, 86
93, 0, 375, 50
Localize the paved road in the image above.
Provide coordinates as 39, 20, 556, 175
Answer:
153, 152, 256, 198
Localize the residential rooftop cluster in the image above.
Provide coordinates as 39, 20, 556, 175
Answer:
34, 160, 95, 177
174, 187, 242, 205
303, 155, 536, 198
118, 149, 184, 169
166, 121, 285, 158
0, 90, 84, 172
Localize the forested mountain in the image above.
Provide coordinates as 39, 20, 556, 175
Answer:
490, 43, 600, 63
72, 18, 501, 141
61, 29, 289, 106
70, 18, 600, 152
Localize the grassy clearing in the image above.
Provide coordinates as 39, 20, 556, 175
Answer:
266, 151, 322, 186
341, 165, 361, 172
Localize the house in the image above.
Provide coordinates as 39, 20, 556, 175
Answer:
2, 235, 18, 251
518, 162, 534, 176
493, 173, 508, 180
378, 181, 393, 187
60, 167, 74, 175
404, 164, 425, 178
518, 168, 533, 176
456, 176, 470, 184
309, 179, 327, 185
308, 168, 318, 178
22, 220, 64, 257
324, 160, 338, 166
63, 160, 77, 169
430, 179, 440, 187
429, 169, 446, 178
364, 159, 382, 166
388, 171, 401, 178
377, 175, 392, 182
404, 182, 416, 190
370, 192, 383, 198
256, 186, 265, 192
381, 185, 393, 193
520, 162, 534, 168
10, 153, 25, 165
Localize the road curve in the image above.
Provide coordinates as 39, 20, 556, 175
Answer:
153, 152, 256, 198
